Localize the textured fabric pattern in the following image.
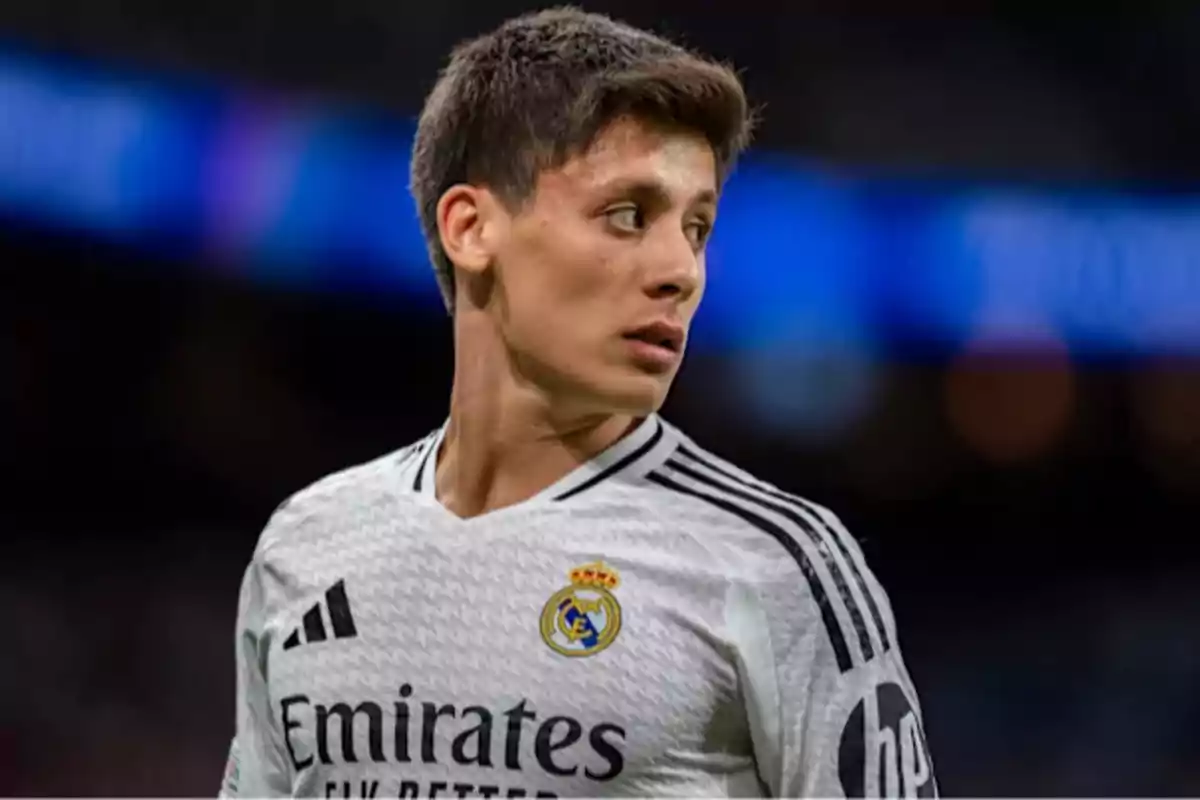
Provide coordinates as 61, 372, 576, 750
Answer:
221, 416, 935, 798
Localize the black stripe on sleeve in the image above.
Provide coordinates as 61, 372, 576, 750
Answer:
412, 435, 436, 493
553, 418, 666, 502
679, 444, 892, 654
645, 469, 854, 673
394, 442, 421, 468
663, 457, 876, 664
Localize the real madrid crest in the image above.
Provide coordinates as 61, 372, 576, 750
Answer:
540, 561, 622, 657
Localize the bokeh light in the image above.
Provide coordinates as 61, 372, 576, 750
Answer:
1133, 359, 1200, 491
944, 330, 1076, 463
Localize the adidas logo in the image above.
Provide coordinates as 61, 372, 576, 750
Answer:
283, 579, 358, 650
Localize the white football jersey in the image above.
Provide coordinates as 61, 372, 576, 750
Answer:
221, 415, 936, 798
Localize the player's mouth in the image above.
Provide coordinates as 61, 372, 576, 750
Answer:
622, 320, 685, 372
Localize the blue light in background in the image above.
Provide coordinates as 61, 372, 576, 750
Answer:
0, 46, 1197, 356
699, 156, 871, 351
926, 195, 1200, 353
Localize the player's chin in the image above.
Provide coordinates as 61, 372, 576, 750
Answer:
596, 366, 676, 415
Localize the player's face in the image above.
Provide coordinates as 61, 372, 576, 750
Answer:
491, 116, 717, 415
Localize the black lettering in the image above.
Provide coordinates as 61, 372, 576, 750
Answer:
535, 794, 558, 798
534, 716, 582, 776
477, 786, 500, 798
505, 790, 527, 798
321, 777, 376, 796
397, 780, 419, 798
878, 682, 935, 798
451, 706, 494, 767
502, 700, 537, 770
584, 723, 625, 782
840, 682, 936, 798
317, 701, 385, 764
281, 694, 313, 771
429, 781, 447, 798
421, 703, 456, 763
452, 784, 473, 798
394, 684, 413, 763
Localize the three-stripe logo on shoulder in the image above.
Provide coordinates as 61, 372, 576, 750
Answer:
647, 446, 893, 673
283, 579, 359, 651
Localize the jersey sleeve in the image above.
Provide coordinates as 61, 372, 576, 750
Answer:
733, 511, 937, 798
220, 542, 292, 797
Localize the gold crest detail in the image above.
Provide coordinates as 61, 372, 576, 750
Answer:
539, 561, 622, 657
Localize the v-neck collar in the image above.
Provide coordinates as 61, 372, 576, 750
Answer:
410, 414, 670, 515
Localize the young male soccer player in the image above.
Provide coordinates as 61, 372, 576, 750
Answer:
222, 8, 936, 798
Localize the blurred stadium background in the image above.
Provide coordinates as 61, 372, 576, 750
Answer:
2, 2, 1200, 795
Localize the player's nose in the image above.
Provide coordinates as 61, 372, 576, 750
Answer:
641, 228, 701, 303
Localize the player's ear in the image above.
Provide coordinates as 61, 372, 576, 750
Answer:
437, 184, 504, 276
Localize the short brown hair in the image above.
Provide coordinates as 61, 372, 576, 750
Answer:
410, 7, 754, 313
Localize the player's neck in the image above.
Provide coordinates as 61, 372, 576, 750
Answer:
438, 311, 637, 520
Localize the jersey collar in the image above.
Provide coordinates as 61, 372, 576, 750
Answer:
411, 414, 673, 506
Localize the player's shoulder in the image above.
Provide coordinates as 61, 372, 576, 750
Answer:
254, 428, 439, 554
652, 424, 901, 662
648, 419, 856, 559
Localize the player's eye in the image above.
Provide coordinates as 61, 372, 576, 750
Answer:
604, 204, 645, 234
685, 219, 713, 250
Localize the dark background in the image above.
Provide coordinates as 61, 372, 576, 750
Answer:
3, 3, 1199, 796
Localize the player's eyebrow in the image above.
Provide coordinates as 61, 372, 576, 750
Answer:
597, 177, 717, 210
